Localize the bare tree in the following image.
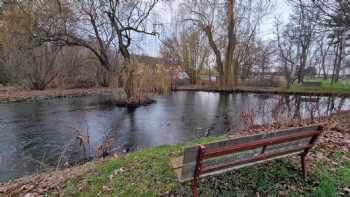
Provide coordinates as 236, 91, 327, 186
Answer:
287, 0, 320, 83
160, 29, 211, 85
103, 0, 161, 102
104, 0, 159, 62
34, 0, 162, 103
314, 34, 332, 79
250, 40, 275, 81
37, 0, 117, 86
181, 0, 271, 87
275, 19, 299, 87
312, 0, 350, 33
180, 0, 232, 86
311, 0, 349, 82
0, 0, 64, 89
329, 29, 347, 82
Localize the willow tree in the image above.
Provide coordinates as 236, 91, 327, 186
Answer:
160, 29, 211, 85
104, 0, 160, 102
181, 0, 271, 87
181, 0, 235, 86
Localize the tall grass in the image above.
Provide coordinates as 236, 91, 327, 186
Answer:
114, 62, 172, 104
314, 169, 337, 197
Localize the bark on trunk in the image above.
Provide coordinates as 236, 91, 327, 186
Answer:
334, 36, 343, 82
224, 0, 236, 86
203, 26, 224, 86
298, 47, 307, 83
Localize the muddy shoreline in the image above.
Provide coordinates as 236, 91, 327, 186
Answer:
0, 88, 157, 108
0, 88, 114, 103
1, 86, 349, 104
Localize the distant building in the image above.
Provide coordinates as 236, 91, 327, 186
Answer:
178, 72, 190, 80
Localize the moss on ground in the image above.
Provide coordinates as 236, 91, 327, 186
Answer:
57, 136, 350, 197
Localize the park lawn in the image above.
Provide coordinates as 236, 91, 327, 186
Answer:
56, 135, 350, 197
289, 79, 350, 93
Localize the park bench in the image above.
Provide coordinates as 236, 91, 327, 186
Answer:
302, 81, 321, 88
0, 87, 7, 94
0, 86, 15, 95
170, 125, 322, 197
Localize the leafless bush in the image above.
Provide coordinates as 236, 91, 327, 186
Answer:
115, 61, 172, 104
62, 124, 91, 165
240, 111, 255, 129
96, 134, 113, 158
60, 124, 115, 168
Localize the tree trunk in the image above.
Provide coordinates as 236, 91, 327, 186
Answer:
321, 56, 328, 80
203, 26, 224, 86
334, 35, 343, 82
124, 67, 135, 102
298, 47, 307, 83
224, 0, 236, 86
331, 38, 342, 83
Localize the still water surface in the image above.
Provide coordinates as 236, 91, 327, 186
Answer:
0, 91, 349, 182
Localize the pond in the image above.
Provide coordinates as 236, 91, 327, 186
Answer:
0, 91, 349, 182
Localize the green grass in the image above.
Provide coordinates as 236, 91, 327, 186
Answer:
56, 135, 350, 197
289, 79, 350, 93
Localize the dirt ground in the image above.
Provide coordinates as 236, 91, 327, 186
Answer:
0, 163, 94, 197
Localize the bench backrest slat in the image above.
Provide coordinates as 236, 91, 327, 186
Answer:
204, 130, 319, 158
180, 125, 321, 182
202, 143, 312, 174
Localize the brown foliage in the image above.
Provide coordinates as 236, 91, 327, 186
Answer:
115, 61, 172, 104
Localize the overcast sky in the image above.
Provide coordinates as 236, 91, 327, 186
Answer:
134, 0, 291, 57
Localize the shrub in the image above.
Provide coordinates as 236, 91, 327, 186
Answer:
114, 62, 172, 104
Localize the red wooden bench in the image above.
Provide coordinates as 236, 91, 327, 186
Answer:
170, 125, 322, 197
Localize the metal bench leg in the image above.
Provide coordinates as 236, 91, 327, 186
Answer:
192, 145, 206, 197
192, 178, 199, 197
301, 155, 307, 181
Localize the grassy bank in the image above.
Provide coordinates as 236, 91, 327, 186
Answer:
57, 136, 349, 197
175, 84, 350, 97
289, 79, 350, 94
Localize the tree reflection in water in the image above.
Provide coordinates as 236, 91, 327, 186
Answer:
241, 95, 348, 128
